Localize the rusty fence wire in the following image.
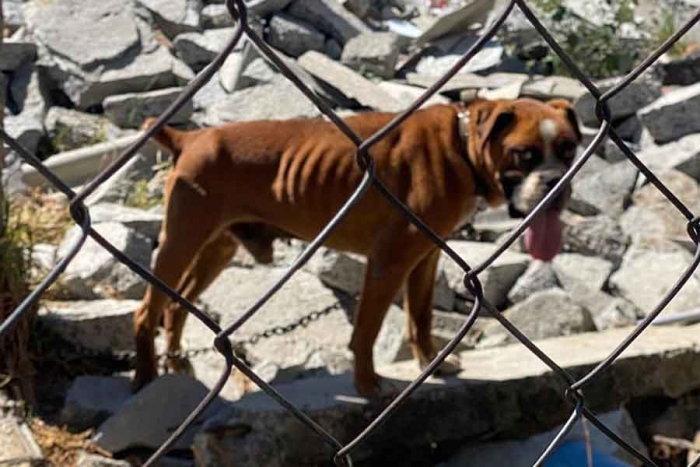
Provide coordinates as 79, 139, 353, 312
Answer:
3, 0, 700, 465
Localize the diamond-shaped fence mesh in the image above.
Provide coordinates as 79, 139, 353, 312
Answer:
2, 0, 700, 465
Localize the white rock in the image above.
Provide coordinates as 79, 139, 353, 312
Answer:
103, 87, 193, 129
552, 253, 613, 292
136, 0, 202, 39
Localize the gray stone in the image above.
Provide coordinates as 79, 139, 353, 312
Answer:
377, 81, 451, 110
45, 107, 122, 152
200, 267, 406, 369
57, 222, 152, 300
103, 87, 193, 129
61, 376, 132, 431
194, 323, 700, 466
89, 203, 163, 241
0, 417, 43, 466
479, 289, 595, 348
32, 243, 58, 274
442, 409, 646, 467
136, 0, 202, 39
507, 261, 559, 304
247, 0, 294, 19
201, 4, 235, 28
564, 280, 640, 330
569, 155, 638, 217
324, 38, 343, 60
298, 51, 403, 112
635, 133, 700, 182
192, 72, 230, 111
173, 28, 236, 71
4, 0, 25, 32
95, 374, 228, 453
0, 41, 37, 72
342, 0, 371, 18
615, 114, 643, 143
468, 205, 521, 242
76, 453, 131, 467
218, 44, 259, 93
267, 14, 325, 58
574, 75, 661, 127
561, 212, 630, 266
639, 82, 700, 144
610, 242, 700, 316
5, 66, 48, 155
341, 32, 401, 79
552, 253, 613, 292
660, 50, 700, 86
204, 75, 320, 125
240, 57, 278, 88
440, 240, 530, 309
414, 44, 504, 78
287, 0, 372, 45
39, 300, 140, 353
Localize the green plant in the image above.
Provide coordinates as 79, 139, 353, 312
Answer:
125, 178, 162, 210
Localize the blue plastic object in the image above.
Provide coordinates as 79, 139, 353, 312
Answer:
545, 441, 633, 467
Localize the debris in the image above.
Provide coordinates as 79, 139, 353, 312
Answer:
341, 32, 402, 79
103, 87, 194, 128
639, 82, 700, 144
136, 0, 202, 39
173, 28, 237, 71
287, 0, 372, 45
45, 107, 122, 153
0, 417, 43, 466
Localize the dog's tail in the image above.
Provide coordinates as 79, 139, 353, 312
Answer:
141, 117, 187, 163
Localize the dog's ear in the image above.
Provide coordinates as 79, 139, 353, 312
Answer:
471, 100, 516, 155
547, 99, 582, 142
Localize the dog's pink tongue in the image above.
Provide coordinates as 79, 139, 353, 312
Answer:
523, 208, 563, 262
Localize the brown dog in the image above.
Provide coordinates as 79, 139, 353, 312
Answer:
133, 98, 581, 397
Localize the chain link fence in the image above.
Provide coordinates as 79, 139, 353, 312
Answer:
2, 0, 700, 465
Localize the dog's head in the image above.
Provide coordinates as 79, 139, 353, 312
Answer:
466, 98, 582, 261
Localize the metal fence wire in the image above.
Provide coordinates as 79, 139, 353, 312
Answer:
2, 0, 700, 465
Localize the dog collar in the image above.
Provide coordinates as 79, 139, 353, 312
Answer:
456, 110, 487, 197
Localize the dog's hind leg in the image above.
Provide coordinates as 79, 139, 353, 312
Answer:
133, 176, 222, 392
163, 232, 238, 375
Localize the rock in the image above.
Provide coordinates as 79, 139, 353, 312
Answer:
443, 409, 646, 467
194, 323, 700, 466
615, 114, 643, 143
298, 51, 403, 112
39, 300, 140, 353
569, 155, 638, 217
341, 32, 401, 79
573, 75, 661, 127
376, 81, 450, 110
89, 203, 163, 241
610, 242, 700, 316
440, 240, 530, 310
324, 38, 343, 60
200, 267, 406, 369
61, 376, 133, 431
266, 14, 325, 58
239, 57, 278, 88
201, 4, 234, 28
468, 205, 521, 242
76, 453, 131, 467
414, 42, 505, 78
173, 27, 236, 71
0, 417, 43, 466
660, 50, 700, 86
136, 0, 202, 39
564, 280, 639, 330
479, 289, 595, 348
45, 107, 122, 153
639, 82, 700, 144
5, 65, 48, 155
646, 404, 699, 440
192, 72, 229, 111
95, 374, 228, 453
561, 212, 630, 266
4, 0, 25, 33
287, 0, 371, 45
32, 243, 58, 274
342, 0, 371, 18
204, 75, 320, 125
218, 44, 259, 93
57, 222, 152, 300
635, 133, 700, 182
247, 0, 294, 19
0, 41, 37, 72
103, 87, 193, 128
507, 261, 559, 304
552, 253, 613, 292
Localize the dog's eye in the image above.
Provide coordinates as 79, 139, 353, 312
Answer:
511, 149, 535, 166
558, 141, 577, 160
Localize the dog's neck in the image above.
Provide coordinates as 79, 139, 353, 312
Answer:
456, 109, 487, 198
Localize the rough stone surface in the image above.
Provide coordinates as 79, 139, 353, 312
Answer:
89, 203, 163, 241
96, 374, 227, 453
57, 222, 152, 300
45, 107, 122, 152
136, 0, 202, 39
201, 4, 235, 28
639, 82, 700, 144
204, 75, 320, 125
377, 81, 451, 109
561, 212, 630, 266
0, 417, 43, 466
247, 0, 294, 18
574, 75, 661, 127
298, 51, 403, 112
507, 261, 559, 304
564, 280, 640, 330
39, 300, 139, 353
635, 133, 700, 182
103, 87, 193, 128
5, 65, 48, 155
61, 376, 133, 431
341, 32, 401, 79
173, 28, 235, 71
440, 241, 530, 309
660, 49, 700, 86
287, 0, 371, 45
569, 156, 638, 217
195, 323, 700, 466
479, 289, 595, 348
267, 14, 325, 58
76, 454, 131, 467
0, 41, 37, 72
552, 253, 613, 292
192, 71, 230, 111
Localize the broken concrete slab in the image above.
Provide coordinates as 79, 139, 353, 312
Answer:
660, 49, 700, 86
298, 51, 403, 112
552, 253, 613, 292
57, 223, 152, 300
341, 32, 401, 79
415, 42, 504, 77
76, 453, 131, 467
639, 82, 700, 144
569, 156, 638, 217
192, 71, 229, 111
561, 212, 630, 266
0, 417, 43, 466
194, 323, 700, 466
45, 107, 122, 153
173, 28, 236, 71
287, 0, 371, 45
267, 14, 325, 58
89, 203, 163, 241
376, 81, 450, 109
103, 87, 193, 128
418, 0, 496, 44
61, 376, 133, 431
635, 133, 700, 182
507, 261, 559, 304
39, 300, 140, 353
574, 76, 661, 127
201, 3, 235, 28
0, 41, 37, 72
136, 0, 202, 39
564, 280, 640, 331
5, 65, 48, 155
247, 0, 295, 19
95, 374, 228, 453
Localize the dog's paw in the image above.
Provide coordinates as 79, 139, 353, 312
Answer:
427, 354, 462, 376
165, 356, 195, 377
